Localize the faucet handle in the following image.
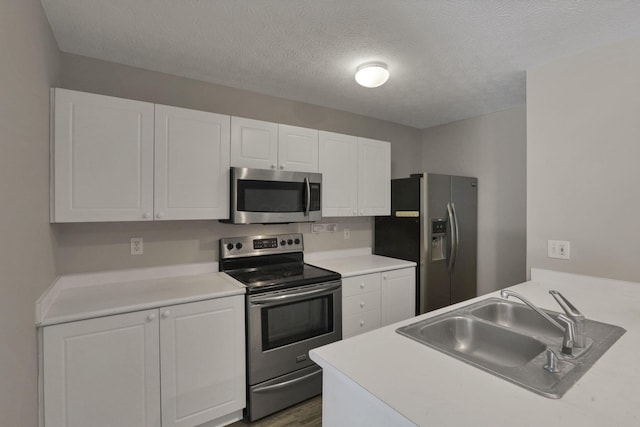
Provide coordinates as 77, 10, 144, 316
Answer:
557, 314, 576, 355
549, 290, 585, 321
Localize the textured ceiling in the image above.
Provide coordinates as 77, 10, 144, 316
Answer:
41, 0, 640, 129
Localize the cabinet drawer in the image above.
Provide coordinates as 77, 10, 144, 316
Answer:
343, 291, 381, 317
342, 273, 381, 297
343, 310, 381, 338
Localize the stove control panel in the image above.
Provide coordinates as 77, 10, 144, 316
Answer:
220, 233, 304, 259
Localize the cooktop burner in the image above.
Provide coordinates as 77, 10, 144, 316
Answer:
219, 233, 341, 294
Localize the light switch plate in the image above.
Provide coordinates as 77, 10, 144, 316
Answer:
548, 240, 570, 259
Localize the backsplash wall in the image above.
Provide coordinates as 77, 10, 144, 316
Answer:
53, 218, 371, 274
55, 53, 410, 275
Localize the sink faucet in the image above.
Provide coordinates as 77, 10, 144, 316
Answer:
500, 289, 578, 355
549, 290, 586, 348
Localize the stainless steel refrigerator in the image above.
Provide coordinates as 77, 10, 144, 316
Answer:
374, 173, 477, 314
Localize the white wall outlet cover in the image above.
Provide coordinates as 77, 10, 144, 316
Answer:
131, 237, 143, 255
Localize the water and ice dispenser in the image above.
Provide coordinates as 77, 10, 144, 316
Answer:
430, 219, 447, 262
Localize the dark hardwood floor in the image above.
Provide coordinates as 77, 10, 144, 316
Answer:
230, 396, 322, 427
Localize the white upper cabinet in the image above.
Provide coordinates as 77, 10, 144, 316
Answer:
52, 88, 154, 222
277, 124, 319, 172
319, 131, 358, 216
51, 89, 231, 222
154, 105, 230, 220
358, 137, 391, 216
319, 131, 390, 217
230, 117, 278, 169
230, 118, 319, 172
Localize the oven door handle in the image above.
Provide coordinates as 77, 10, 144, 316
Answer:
253, 368, 322, 394
251, 283, 341, 306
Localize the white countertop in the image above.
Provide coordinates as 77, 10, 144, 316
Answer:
36, 263, 246, 326
306, 248, 416, 277
310, 268, 640, 426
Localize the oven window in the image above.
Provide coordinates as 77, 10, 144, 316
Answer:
238, 180, 305, 213
261, 295, 333, 350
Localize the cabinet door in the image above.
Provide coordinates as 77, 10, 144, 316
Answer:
278, 124, 318, 172
358, 137, 391, 216
155, 105, 230, 220
160, 297, 245, 427
319, 131, 358, 216
230, 117, 278, 169
52, 89, 154, 222
381, 268, 416, 326
43, 310, 160, 427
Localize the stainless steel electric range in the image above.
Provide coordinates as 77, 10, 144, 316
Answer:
219, 233, 342, 421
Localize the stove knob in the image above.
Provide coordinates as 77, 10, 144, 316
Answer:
236, 243, 243, 250
287, 239, 293, 245
280, 240, 286, 246
226, 243, 234, 251
294, 238, 301, 245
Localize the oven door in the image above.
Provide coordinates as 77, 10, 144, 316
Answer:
247, 280, 342, 385
230, 167, 322, 224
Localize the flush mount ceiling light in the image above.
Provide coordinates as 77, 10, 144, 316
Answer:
355, 62, 389, 88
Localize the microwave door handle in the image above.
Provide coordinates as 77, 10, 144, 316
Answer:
304, 176, 311, 216
251, 284, 340, 306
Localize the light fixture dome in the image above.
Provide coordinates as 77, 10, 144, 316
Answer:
355, 62, 389, 88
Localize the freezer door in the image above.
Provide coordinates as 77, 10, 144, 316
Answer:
425, 174, 451, 312
450, 176, 478, 304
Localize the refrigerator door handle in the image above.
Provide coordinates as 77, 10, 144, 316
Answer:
447, 202, 459, 273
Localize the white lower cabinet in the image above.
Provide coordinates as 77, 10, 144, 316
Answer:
160, 298, 245, 427
380, 268, 416, 326
42, 296, 245, 427
342, 268, 415, 339
43, 309, 161, 427
342, 273, 381, 338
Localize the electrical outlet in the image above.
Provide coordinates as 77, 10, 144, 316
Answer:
547, 240, 570, 260
344, 228, 350, 240
131, 237, 143, 255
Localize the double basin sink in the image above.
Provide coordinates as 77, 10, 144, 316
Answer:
397, 297, 625, 398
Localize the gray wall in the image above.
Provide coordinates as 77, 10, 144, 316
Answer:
0, 0, 59, 424
55, 53, 422, 274
527, 36, 640, 281
421, 106, 527, 296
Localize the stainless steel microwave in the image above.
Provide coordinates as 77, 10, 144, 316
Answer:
227, 167, 322, 224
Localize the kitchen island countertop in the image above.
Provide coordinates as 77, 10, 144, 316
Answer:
310, 268, 640, 426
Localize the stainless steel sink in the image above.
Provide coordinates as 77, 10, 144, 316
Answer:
470, 301, 563, 338
397, 297, 626, 398
417, 316, 546, 368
